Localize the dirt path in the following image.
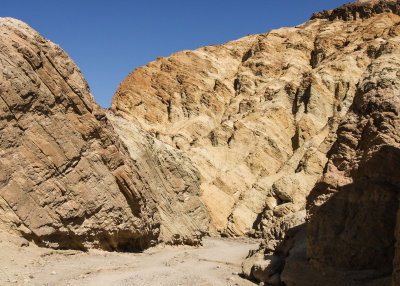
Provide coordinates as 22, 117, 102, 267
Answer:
0, 231, 259, 285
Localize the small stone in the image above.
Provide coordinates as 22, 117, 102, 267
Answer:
29, 274, 34, 279
20, 241, 29, 247
232, 272, 239, 275
259, 283, 265, 286
50, 271, 56, 275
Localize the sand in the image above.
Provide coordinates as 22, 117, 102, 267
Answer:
0, 231, 259, 285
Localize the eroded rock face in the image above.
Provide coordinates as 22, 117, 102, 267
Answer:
108, 0, 400, 283
0, 18, 208, 250
107, 113, 209, 245
306, 26, 400, 285
311, 0, 400, 21
111, 11, 357, 240
111, 0, 400, 252
255, 2, 400, 285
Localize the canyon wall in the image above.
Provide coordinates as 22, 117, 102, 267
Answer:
0, 17, 208, 250
112, 0, 400, 284
1, 0, 400, 284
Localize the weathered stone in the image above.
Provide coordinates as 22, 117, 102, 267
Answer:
0, 17, 208, 250
106, 113, 209, 245
307, 28, 400, 284
111, 0, 389, 240
311, 0, 400, 21
242, 252, 284, 283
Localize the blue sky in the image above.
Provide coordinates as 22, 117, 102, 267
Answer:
2, 0, 350, 107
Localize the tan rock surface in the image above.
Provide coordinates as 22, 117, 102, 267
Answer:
111, 1, 400, 284
111, 0, 400, 244
1, 0, 399, 284
107, 113, 209, 245
0, 17, 208, 250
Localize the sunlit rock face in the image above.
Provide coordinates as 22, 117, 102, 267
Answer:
112, 0, 400, 284
0, 17, 208, 250
111, 1, 394, 239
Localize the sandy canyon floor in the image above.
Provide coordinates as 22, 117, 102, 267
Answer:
0, 231, 259, 286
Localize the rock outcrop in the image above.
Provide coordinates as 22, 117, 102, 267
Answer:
0, 17, 208, 250
247, 1, 400, 285
306, 22, 400, 286
311, 0, 400, 21
2, 0, 400, 284
111, 6, 363, 241
112, 0, 397, 235
107, 113, 208, 245
111, 0, 400, 284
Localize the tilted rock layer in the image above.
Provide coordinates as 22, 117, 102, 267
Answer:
112, 0, 395, 237
1, 0, 399, 284
112, 0, 400, 284
0, 17, 208, 250
252, 1, 400, 285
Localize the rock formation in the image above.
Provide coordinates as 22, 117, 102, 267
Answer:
111, 0, 400, 284
107, 113, 208, 245
250, 1, 400, 285
0, 17, 208, 251
306, 7, 400, 284
1, 0, 400, 284
311, 0, 400, 21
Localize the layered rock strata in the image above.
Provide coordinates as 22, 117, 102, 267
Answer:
111, 0, 400, 284
245, 1, 400, 285
0, 18, 208, 250
107, 113, 208, 245
111, 0, 397, 240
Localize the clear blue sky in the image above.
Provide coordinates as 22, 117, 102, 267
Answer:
2, 0, 350, 107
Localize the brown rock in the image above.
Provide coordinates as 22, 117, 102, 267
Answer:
311, 0, 400, 21
111, 0, 400, 249
306, 28, 400, 284
0, 17, 208, 250
111, 5, 368, 238
242, 253, 284, 284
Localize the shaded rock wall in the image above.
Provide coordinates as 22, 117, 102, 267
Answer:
307, 31, 400, 284
238, 2, 400, 284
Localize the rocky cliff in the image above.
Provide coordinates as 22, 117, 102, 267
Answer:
251, 1, 400, 285
0, 17, 208, 250
306, 6, 400, 285
1, 0, 400, 284
111, 0, 398, 236
112, 0, 400, 284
